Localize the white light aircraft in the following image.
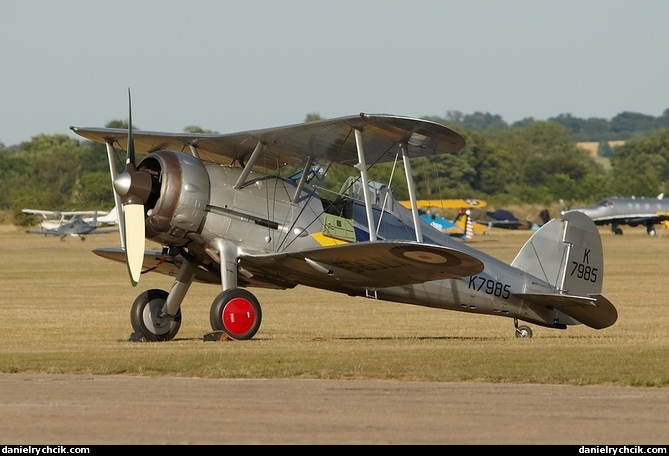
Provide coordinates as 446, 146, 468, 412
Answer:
23, 206, 118, 240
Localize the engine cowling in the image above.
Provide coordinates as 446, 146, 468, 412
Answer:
137, 150, 210, 246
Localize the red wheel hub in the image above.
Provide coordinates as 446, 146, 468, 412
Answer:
222, 297, 256, 335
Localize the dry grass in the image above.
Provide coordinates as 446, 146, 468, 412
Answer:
1, 224, 668, 386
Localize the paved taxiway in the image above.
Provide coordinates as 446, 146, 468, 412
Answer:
1, 374, 668, 444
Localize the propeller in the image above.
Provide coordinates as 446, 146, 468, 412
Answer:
113, 89, 152, 286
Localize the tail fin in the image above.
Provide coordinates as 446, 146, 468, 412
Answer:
96, 203, 119, 226
511, 210, 617, 329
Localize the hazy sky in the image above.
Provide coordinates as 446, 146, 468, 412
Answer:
2, 0, 667, 146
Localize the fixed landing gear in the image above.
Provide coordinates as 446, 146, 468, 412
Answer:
646, 222, 656, 236
210, 289, 262, 340
127, 242, 264, 342
612, 223, 657, 236
514, 319, 533, 338
128, 287, 263, 342
130, 289, 182, 341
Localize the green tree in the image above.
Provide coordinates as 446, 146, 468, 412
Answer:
610, 129, 669, 197
481, 122, 603, 203
304, 113, 322, 122
184, 126, 218, 134
77, 172, 115, 209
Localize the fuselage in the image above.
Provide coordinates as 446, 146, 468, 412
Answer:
136, 150, 569, 329
564, 196, 669, 225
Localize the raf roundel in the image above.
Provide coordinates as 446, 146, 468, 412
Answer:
401, 249, 450, 264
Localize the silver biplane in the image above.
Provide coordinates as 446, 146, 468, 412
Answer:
69, 94, 617, 341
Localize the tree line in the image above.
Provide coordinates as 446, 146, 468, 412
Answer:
430, 108, 669, 142
2, 111, 668, 226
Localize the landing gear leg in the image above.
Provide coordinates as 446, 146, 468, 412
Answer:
514, 318, 533, 338
207, 238, 263, 340
646, 221, 656, 236
129, 258, 197, 341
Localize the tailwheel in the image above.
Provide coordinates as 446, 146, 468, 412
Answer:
515, 325, 532, 338
513, 318, 533, 338
130, 289, 182, 341
210, 289, 262, 341
514, 325, 533, 338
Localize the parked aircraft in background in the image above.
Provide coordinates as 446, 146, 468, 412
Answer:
22, 207, 118, 240
398, 199, 488, 238
82, 204, 119, 226
561, 194, 669, 235
467, 208, 551, 233
68, 94, 617, 341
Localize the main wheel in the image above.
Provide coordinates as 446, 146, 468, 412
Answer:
130, 289, 182, 341
210, 289, 262, 340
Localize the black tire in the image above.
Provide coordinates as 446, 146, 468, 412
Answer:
515, 325, 533, 338
210, 289, 262, 341
130, 289, 181, 341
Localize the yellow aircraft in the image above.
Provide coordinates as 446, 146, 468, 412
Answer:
398, 199, 489, 237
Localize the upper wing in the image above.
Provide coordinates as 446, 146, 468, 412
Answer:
398, 199, 487, 210
70, 114, 465, 170
22, 209, 61, 219
23, 209, 101, 219
239, 241, 484, 290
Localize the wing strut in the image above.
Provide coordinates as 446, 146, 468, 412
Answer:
292, 156, 314, 204
234, 140, 265, 189
354, 129, 377, 241
400, 142, 423, 243
188, 144, 200, 160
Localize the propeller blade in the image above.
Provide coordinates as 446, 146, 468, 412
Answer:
123, 203, 145, 286
113, 89, 151, 286
127, 88, 136, 166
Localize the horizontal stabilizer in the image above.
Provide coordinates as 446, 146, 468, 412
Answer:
516, 292, 618, 329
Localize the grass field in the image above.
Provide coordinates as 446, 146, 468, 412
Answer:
1, 223, 668, 387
